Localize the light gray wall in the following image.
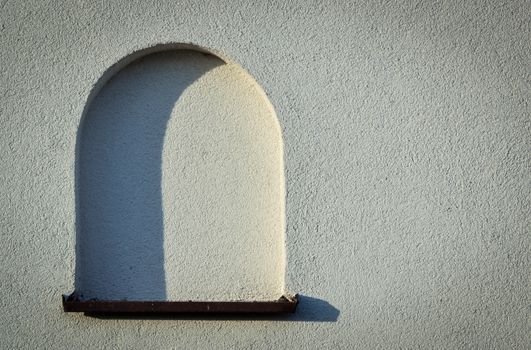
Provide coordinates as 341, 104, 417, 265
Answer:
0, 0, 529, 349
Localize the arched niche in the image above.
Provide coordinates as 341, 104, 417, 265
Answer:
64, 44, 297, 314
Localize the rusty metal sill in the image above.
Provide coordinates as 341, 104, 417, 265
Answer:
62, 293, 298, 315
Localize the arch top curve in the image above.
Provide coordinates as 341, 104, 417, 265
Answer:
83, 43, 225, 109
80, 42, 282, 138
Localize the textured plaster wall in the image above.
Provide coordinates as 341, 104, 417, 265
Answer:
0, 0, 529, 349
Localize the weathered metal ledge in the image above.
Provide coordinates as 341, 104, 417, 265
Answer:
62, 293, 298, 315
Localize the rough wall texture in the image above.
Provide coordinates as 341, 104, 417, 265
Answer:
0, 0, 529, 349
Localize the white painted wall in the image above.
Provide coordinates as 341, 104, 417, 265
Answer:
0, 1, 529, 349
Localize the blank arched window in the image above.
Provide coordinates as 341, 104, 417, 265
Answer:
63, 45, 297, 314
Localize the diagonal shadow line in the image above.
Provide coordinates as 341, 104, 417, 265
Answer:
75, 50, 222, 301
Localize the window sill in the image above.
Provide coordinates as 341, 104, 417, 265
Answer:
62, 293, 298, 315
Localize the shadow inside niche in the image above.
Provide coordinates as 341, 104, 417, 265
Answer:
85, 295, 340, 322
75, 50, 222, 301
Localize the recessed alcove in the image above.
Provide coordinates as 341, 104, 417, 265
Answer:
65, 45, 296, 314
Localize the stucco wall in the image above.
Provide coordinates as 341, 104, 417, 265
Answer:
1, 0, 529, 349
